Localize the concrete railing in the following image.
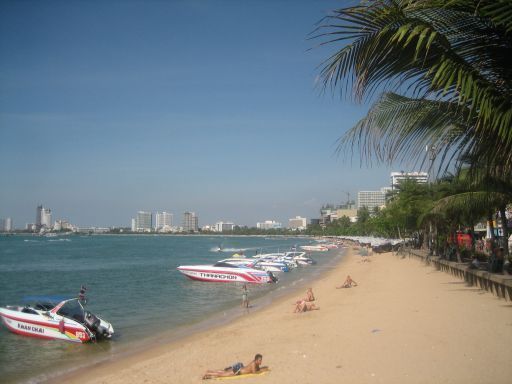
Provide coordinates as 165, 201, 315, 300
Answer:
403, 248, 512, 301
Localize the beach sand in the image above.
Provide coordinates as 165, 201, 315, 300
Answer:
59, 247, 512, 384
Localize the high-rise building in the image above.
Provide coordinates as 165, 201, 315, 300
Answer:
36, 205, 43, 228
357, 188, 389, 210
41, 208, 52, 228
136, 211, 152, 232
390, 171, 428, 190
182, 211, 198, 232
155, 212, 173, 231
288, 216, 307, 230
1, 217, 12, 232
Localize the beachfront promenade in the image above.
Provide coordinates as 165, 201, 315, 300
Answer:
60, 246, 512, 384
404, 248, 512, 301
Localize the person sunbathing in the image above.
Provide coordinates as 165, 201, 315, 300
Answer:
202, 354, 268, 379
336, 275, 358, 288
304, 287, 315, 301
294, 287, 315, 305
294, 300, 320, 313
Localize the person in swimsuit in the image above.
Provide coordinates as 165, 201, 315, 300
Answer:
294, 287, 315, 306
304, 287, 315, 301
294, 300, 320, 313
202, 354, 268, 379
336, 275, 358, 288
241, 284, 249, 308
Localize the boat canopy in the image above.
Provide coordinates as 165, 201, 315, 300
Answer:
57, 299, 86, 322
213, 261, 240, 268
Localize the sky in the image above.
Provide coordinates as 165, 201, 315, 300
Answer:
0, 0, 409, 228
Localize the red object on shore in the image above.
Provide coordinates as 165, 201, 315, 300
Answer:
456, 232, 472, 249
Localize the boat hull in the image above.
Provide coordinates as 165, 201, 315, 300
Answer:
177, 266, 273, 284
0, 307, 91, 343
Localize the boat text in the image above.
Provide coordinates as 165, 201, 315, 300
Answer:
18, 323, 44, 334
199, 272, 237, 280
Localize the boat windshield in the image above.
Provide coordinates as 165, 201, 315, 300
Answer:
213, 261, 239, 268
57, 299, 85, 322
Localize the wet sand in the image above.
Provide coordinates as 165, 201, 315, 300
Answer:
58, 247, 512, 384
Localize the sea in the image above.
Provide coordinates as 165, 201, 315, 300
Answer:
0, 234, 344, 383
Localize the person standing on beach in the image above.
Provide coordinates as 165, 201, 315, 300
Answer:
241, 284, 249, 308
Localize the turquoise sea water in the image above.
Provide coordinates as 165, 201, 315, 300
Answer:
0, 235, 342, 383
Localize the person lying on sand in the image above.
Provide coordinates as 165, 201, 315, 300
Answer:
294, 300, 320, 313
336, 275, 358, 288
202, 354, 269, 379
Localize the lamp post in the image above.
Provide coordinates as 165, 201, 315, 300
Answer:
426, 145, 437, 255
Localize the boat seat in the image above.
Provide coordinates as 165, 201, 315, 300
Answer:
22, 307, 39, 315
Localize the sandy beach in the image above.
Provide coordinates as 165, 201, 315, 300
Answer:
59, 247, 512, 384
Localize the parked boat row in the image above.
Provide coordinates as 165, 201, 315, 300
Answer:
177, 249, 318, 284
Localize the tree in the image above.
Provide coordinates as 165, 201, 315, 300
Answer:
314, 0, 512, 176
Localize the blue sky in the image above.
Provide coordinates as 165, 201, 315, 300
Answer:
0, 0, 405, 228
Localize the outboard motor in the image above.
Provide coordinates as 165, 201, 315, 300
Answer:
85, 311, 113, 339
267, 271, 278, 283
84, 311, 100, 332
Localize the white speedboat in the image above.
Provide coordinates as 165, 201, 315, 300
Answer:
300, 245, 329, 252
285, 251, 316, 265
177, 262, 278, 283
252, 253, 290, 272
217, 257, 255, 267
0, 295, 114, 343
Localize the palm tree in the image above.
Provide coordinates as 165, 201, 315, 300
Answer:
313, 0, 512, 175
430, 169, 512, 258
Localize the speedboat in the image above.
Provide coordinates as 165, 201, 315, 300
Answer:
300, 245, 329, 252
217, 257, 255, 268
253, 260, 289, 273
285, 251, 316, 265
177, 262, 278, 283
0, 294, 114, 343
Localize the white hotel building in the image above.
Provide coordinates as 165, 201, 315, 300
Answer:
390, 171, 429, 190
135, 211, 152, 232
357, 188, 391, 210
256, 220, 282, 230
155, 211, 173, 231
215, 222, 235, 232
288, 216, 307, 230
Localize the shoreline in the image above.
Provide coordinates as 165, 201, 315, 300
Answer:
51, 245, 512, 383
45, 248, 347, 384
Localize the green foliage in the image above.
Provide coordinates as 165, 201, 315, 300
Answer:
314, 0, 512, 175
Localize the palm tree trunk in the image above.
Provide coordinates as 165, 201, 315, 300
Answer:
499, 206, 509, 257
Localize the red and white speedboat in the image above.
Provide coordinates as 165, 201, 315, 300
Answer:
0, 296, 114, 343
177, 262, 278, 284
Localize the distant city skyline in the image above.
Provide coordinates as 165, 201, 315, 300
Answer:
1, 1, 423, 227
